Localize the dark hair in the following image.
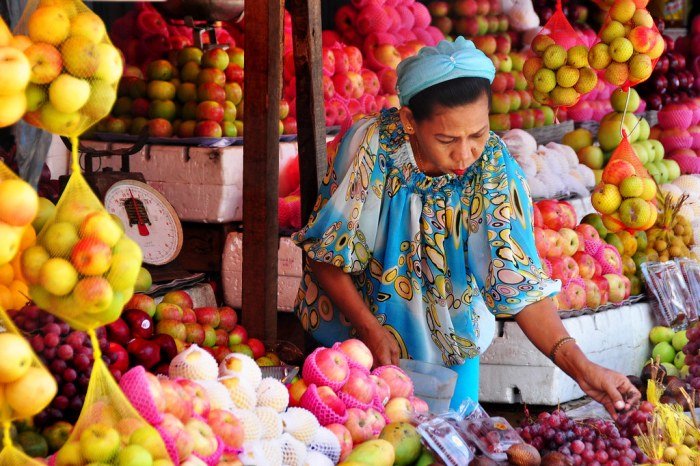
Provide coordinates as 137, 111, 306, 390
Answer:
407, 77, 492, 121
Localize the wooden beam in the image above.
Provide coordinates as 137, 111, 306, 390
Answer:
242, 0, 283, 341
289, 0, 326, 224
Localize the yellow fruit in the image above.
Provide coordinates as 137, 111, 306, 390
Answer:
0, 223, 23, 265
5, 366, 57, 418
0, 285, 11, 309
556, 66, 580, 88
542, 44, 567, 70
0, 179, 39, 227
601, 20, 626, 44
629, 53, 653, 81
648, 34, 665, 59
19, 225, 36, 251
0, 93, 27, 129
605, 62, 630, 86
567, 45, 589, 68
20, 245, 50, 285
531, 35, 555, 55
592, 183, 622, 214
550, 86, 580, 106
609, 0, 636, 23
39, 257, 78, 296
28, 7, 70, 46
609, 37, 634, 63
589, 43, 612, 69
602, 212, 624, 233
640, 177, 657, 200
533, 68, 556, 93
532, 90, 551, 105
523, 57, 543, 81
0, 263, 13, 286
9, 281, 29, 309
575, 67, 598, 93
0, 332, 33, 383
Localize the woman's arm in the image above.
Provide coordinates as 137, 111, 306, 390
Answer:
514, 297, 641, 418
308, 260, 400, 367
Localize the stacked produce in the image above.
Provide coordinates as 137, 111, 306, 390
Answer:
561, 79, 617, 123
637, 19, 696, 110
0, 18, 31, 128
589, 0, 663, 88
501, 129, 595, 199
653, 100, 700, 174
648, 325, 689, 379
428, 0, 514, 41
645, 193, 697, 262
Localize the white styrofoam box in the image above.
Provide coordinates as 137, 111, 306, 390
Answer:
567, 195, 595, 223
479, 302, 653, 405
222, 232, 302, 312
153, 282, 217, 308
148, 180, 242, 223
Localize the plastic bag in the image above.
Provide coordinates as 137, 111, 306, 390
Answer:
589, 0, 662, 90
14, 0, 120, 138
675, 258, 700, 322
641, 261, 694, 327
50, 358, 170, 466
592, 132, 656, 233
0, 306, 56, 466
22, 148, 142, 332
461, 416, 524, 461
416, 416, 475, 466
523, 0, 597, 108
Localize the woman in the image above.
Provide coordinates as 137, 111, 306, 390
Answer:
292, 37, 640, 416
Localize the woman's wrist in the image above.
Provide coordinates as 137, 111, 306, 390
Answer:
553, 340, 592, 382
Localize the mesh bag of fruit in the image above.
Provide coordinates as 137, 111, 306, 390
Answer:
13, 0, 120, 139
0, 163, 38, 270
0, 306, 56, 466
523, 0, 597, 108
592, 132, 657, 233
589, 0, 662, 90
49, 358, 170, 465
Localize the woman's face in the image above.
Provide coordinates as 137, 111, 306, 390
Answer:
400, 93, 490, 177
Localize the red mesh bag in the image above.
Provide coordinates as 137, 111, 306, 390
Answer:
589, 0, 663, 90
592, 132, 657, 233
523, 0, 597, 108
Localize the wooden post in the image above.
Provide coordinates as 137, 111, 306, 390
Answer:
242, 0, 283, 341
289, 0, 326, 224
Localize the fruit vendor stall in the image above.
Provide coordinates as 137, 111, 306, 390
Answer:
0, 0, 700, 465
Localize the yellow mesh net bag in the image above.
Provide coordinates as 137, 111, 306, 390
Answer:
0, 306, 56, 466
0, 18, 31, 128
13, 0, 121, 139
51, 357, 171, 465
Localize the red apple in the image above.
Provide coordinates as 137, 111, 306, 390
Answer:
575, 224, 600, 243
317, 385, 348, 417
558, 201, 577, 229
160, 379, 193, 421
326, 423, 353, 461
182, 308, 197, 324
345, 46, 363, 72
375, 365, 413, 398
337, 339, 373, 371
558, 228, 580, 256
315, 348, 350, 384
224, 64, 244, 84
247, 338, 266, 360
107, 342, 129, 375
194, 307, 220, 328
341, 368, 375, 404
122, 309, 154, 339
218, 307, 238, 331
573, 252, 596, 279
208, 409, 244, 449
212, 346, 231, 363
151, 333, 178, 362
125, 294, 156, 318
344, 408, 374, 444
360, 69, 380, 96
550, 256, 580, 280
184, 323, 205, 346
228, 325, 248, 345
533, 204, 544, 228
127, 337, 161, 369
215, 329, 228, 347
544, 229, 564, 258
106, 318, 131, 346
332, 47, 349, 74
178, 379, 211, 418
537, 200, 565, 230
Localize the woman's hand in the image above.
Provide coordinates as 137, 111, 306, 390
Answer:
357, 320, 400, 368
574, 361, 641, 419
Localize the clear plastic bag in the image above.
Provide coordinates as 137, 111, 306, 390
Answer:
641, 261, 695, 327
460, 416, 524, 461
416, 416, 475, 466
675, 258, 700, 322
14, 0, 120, 138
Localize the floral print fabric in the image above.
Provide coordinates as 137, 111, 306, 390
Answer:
292, 108, 560, 366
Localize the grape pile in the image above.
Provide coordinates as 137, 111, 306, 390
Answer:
9, 305, 109, 427
683, 324, 700, 387
518, 409, 650, 465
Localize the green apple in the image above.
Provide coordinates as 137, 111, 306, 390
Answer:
649, 325, 674, 344
117, 444, 153, 466
42, 222, 79, 257
577, 146, 604, 169
80, 424, 120, 463
55, 441, 82, 466
672, 330, 688, 352
82, 79, 116, 120
630, 142, 649, 164
107, 252, 142, 292
26, 84, 47, 112
49, 74, 90, 113
40, 103, 82, 135
94, 43, 123, 85
637, 118, 650, 141
129, 426, 164, 458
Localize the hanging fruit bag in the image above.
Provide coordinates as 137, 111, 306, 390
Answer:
0, 307, 56, 466
523, 0, 598, 108
0, 163, 38, 268
591, 132, 657, 233
14, 0, 120, 139
589, 0, 663, 90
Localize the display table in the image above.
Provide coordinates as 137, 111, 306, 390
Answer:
479, 301, 653, 405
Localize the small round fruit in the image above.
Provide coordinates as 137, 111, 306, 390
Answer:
0, 333, 33, 383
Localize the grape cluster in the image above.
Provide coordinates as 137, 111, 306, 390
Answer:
683, 325, 700, 385
518, 409, 648, 465
9, 305, 108, 427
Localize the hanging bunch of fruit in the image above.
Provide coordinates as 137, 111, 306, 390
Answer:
0, 19, 31, 128
645, 193, 697, 262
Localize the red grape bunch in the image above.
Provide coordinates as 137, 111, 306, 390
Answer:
9, 305, 109, 427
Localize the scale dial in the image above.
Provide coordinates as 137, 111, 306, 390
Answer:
104, 180, 183, 266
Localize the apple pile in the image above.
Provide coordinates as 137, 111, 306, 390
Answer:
287, 339, 429, 461
652, 100, 700, 175
561, 80, 617, 123
648, 325, 689, 380
22, 199, 142, 328
533, 199, 630, 309
589, 0, 662, 88
18, 4, 122, 136
524, 34, 598, 108
0, 18, 31, 128
428, 0, 513, 42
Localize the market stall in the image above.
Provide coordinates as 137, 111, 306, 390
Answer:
0, 0, 699, 464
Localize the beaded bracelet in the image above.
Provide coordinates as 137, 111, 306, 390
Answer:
549, 336, 576, 362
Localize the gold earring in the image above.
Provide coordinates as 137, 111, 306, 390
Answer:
405, 124, 413, 133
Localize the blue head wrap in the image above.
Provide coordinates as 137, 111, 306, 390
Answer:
396, 36, 496, 106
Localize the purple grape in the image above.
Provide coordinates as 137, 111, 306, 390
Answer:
57, 344, 74, 360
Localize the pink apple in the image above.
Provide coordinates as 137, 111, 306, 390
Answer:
144, 372, 166, 413
558, 201, 577, 229
620, 274, 631, 299
341, 368, 376, 404
549, 257, 580, 280
373, 44, 402, 69
177, 379, 211, 418
346, 71, 364, 98
317, 385, 348, 417
208, 409, 244, 449
378, 68, 397, 94
321, 47, 336, 76
558, 228, 580, 256
534, 227, 548, 259
563, 280, 586, 310
322, 74, 335, 100
573, 252, 596, 279
332, 47, 349, 74
537, 200, 565, 231
337, 339, 373, 371
409, 396, 430, 414
575, 224, 600, 243
582, 279, 602, 308
160, 378, 193, 421
160, 413, 194, 460
344, 46, 363, 72
366, 407, 386, 435
544, 229, 564, 258
332, 73, 353, 98
344, 408, 374, 444
604, 274, 626, 303
360, 69, 380, 96
326, 423, 353, 461
384, 397, 415, 423
533, 204, 544, 228
315, 348, 350, 383
185, 418, 218, 457
374, 365, 413, 398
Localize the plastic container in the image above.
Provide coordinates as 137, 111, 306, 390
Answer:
461, 416, 524, 461
399, 359, 458, 414
416, 416, 475, 466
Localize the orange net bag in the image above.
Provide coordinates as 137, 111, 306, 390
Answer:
13, 0, 120, 139
0, 307, 57, 466
589, 0, 663, 90
523, 0, 597, 109
591, 132, 657, 233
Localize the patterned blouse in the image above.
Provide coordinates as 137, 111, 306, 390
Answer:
292, 108, 560, 367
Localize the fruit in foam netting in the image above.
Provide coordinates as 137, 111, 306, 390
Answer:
281, 407, 320, 444
256, 377, 289, 413
220, 352, 262, 388
169, 344, 218, 381
220, 375, 257, 409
